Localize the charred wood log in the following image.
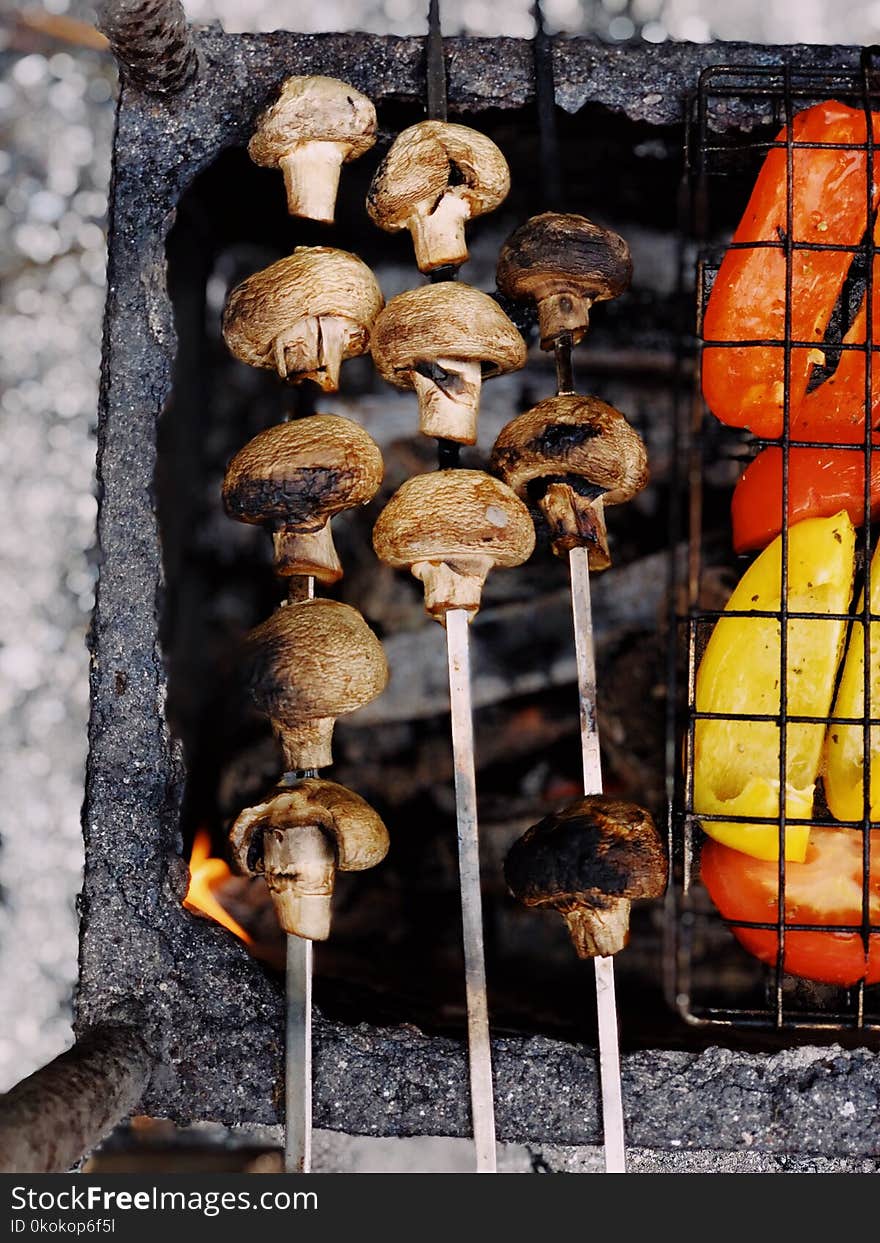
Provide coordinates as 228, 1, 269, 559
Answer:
0, 1025, 152, 1173
95, 0, 198, 95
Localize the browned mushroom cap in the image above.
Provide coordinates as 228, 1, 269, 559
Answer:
504, 796, 667, 958
229, 778, 389, 939
367, 121, 510, 271
222, 415, 384, 583
373, 469, 535, 619
246, 599, 388, 770
249, 76, 377, 222
496, 212, 632, 348
222, 247, 383, 390
371, 283, 526, 444
490, 394, 648, 570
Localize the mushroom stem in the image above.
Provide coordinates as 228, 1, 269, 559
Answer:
539, 483, 610, 570
279, 142, 348, 223
412, 555, 494, 620
262, 823, 337, 940
273, 524, 343, 583
276, 716, 336, 772
317, 316, 348, 392
272, 315, 352, 390
273, 318, 315, 381
408, 194, 471, 271
537, 292, 593, 349
411, 357, 482, 444
562, 898, 632, 959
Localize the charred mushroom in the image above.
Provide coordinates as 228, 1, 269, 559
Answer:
246, 599, 388, 770
371, 283, 526, 444
367, 121, 510, 271
249, 76, 377, 223
490, 394, 647, 571
223, 415, 384, 583
373, 469, 535, 618
230, 778, 389, 940
222, 247, 383, 390
504, 796, 667, 958
496, 212, 632, 348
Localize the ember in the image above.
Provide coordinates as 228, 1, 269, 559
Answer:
184, 831, 252, 945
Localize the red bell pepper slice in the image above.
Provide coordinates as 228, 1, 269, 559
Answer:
701, 827, 880, 986
731, 441, 880, 553
731, 240, 880, 553
702, 100, 880, 440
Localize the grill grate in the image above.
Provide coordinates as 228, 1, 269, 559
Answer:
669, 48, 880, 1031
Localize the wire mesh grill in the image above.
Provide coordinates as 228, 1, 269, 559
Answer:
669, 49, 880, 1031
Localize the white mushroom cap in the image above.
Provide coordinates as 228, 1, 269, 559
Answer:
367, 121, 510, 270
246, 598, 389, 769
370, 282, 525, 443
222, 415, 385, 582
249, 76, 377, 222
373, 469, 535, 617
229, 778, 389, 940
222, 247, 384, 389
230, 779, 390, 878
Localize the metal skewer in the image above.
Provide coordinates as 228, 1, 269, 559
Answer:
284, 573, 315, 1175
426, 0, 495, 1170
285, 932, 313, 1172
530, 0, 628, 1169
426, 0, 448, 123
446, 606, 497, 1172
569, 541, 626, 1173
557, 334, 627, 1173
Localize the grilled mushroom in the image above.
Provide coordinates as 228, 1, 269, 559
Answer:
367, 121, 510, 271
371, 283, 526, 444
496, 212, 632, 347
249, 75, 377, 222
490, 394, 647, 571
246, 599, 388, 770
504, 796, 667, 958
373, 469, 535, 618
230, 778, 389, 940
222, 247, 383, 390
223, 415, 384, 583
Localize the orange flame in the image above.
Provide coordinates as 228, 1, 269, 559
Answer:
184, 830, 252, 944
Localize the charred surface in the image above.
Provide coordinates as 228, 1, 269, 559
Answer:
497, 211, 633, 304
504, 796, 666, 910
224, 469, 354, 529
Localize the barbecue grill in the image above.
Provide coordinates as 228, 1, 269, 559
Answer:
671, 49, 880, 1033
2, 0, 880, 1172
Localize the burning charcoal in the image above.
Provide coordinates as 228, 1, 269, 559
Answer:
504, 795, 667, 958
248, 76, 377, 223
222, 415, 384, 583
245, 599, 388, 770
372, 469, 534, 618
367, 121, 509, 272
222, 248, 383, 389
490, 394, 648, 570
497, 212, 632, 348
230, 779, 389, 941
370, 284, 525, 444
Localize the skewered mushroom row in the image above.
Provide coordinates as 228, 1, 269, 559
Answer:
218, 93, 393, 936
224, 72, 669, 982
367, 117, 532, 598
490, 212, 667, 954
225, 430, 391, 940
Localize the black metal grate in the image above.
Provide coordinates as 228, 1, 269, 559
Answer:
669, 49, 880, 1031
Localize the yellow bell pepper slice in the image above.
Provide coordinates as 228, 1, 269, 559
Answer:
824, 541, 880, 822
694, 511, 855, 861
